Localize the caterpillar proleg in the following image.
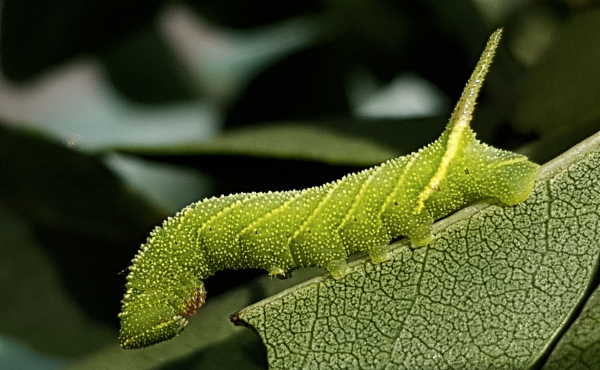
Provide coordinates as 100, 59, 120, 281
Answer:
118, 29, 540, 349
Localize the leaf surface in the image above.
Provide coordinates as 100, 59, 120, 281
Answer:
542, 282, 600, 370
235, 131, 600, 369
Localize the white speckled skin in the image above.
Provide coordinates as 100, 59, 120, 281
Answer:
118, 29, 540, 349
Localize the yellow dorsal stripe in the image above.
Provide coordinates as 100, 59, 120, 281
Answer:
415, 28, 503, 214
490, 156, 528, 169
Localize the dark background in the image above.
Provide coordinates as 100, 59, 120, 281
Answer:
1, 0, 600, 368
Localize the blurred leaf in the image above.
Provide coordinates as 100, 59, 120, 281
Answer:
508, 5, 560, 68
224, 0, 490, 128
0, 124, 165, 325
66, 268, 323, 370
235, 130, 600, 369
515, 8, 600, 151
119, 123, 398, 166
516, 118, 600, 165
65, 285, 265, 370
160, 7, 320, 103
3, 2, 598, 369
103, 153, 213, 214
512, 7, 600, 164
0, 0, 162, 81
0, 207, 115, 357
100, 23, 199, 103
116, 122, 405, 195
115, 118, 451, 191
542, 283, 600, 370
225, 42, 352, 126
185, 0, 320, 29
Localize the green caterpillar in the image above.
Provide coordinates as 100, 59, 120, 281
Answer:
118, 29, 540, 349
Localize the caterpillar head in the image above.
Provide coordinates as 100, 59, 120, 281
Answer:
466, 141, 540, 206
118, 282, 206, 349
118, 208, 211, 349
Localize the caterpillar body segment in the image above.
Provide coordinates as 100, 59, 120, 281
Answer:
119, 28, 540, 349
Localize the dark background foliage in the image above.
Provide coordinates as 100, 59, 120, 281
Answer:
1, 0, 599, 368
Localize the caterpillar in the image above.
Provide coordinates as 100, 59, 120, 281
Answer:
118, 29, 540, 349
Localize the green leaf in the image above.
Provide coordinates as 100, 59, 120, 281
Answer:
118, 123, 398, 166
514, 8, 600, 163
542, 282, 600, 370
234, 130, 600, 369
516, 8, 600, 133
0, 124, 166, 330
66, 269, 325, 370
0, 208, 115, 358
0, 0, 163, 81
100, 23, 199, 103
65, 287, 263, 370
